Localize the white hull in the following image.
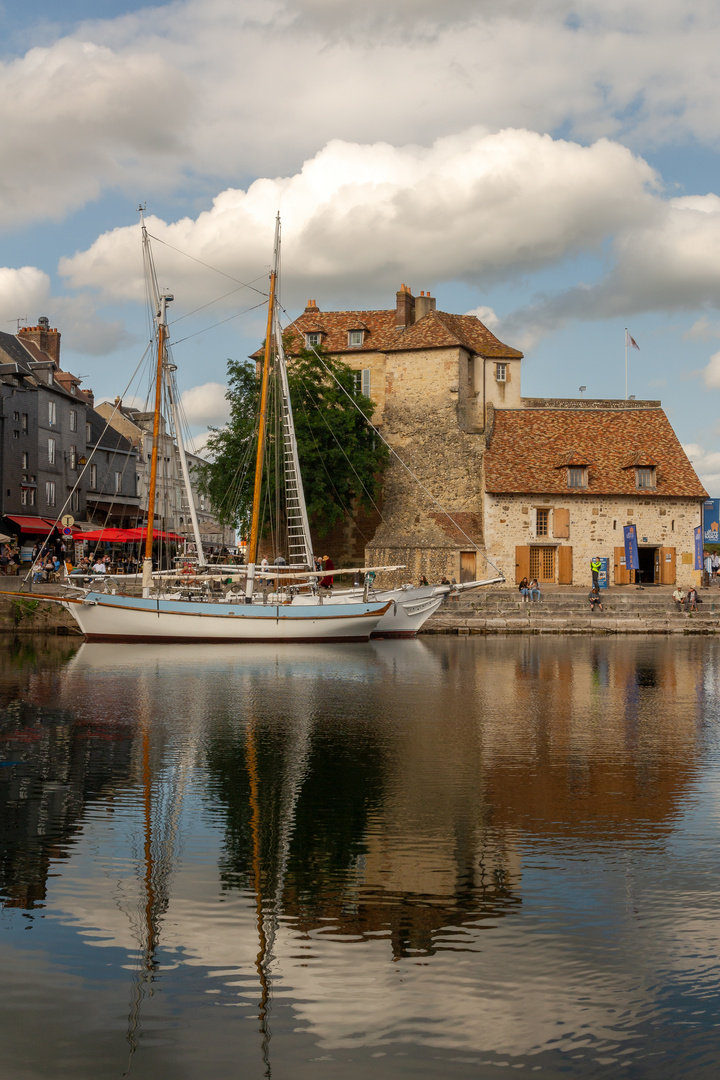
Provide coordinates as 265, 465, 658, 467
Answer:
62, 592, 391, 643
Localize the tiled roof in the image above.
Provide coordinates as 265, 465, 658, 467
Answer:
280, 307, 521, 359
485, 408, 706, 498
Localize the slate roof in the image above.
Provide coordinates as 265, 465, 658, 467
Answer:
87, 408, 136, 455
279, 307, 522, 359
0, 330, 33, 369
484, 408, 706, 498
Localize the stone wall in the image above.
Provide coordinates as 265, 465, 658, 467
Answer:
484, 492, 702, 587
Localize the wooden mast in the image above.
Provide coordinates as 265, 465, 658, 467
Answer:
245, 215, 280, 601
142, 293, 172, 597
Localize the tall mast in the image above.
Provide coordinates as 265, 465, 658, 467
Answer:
274, 302, 314, 570
143, 292, 173, 597
165, 360, 207, 566
245, 215, 280, 601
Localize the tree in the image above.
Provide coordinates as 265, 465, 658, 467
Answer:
199, 346, 388, 538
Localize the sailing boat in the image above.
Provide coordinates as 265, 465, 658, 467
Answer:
58, 217, 393, 643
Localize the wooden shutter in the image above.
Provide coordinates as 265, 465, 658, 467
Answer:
614, 545, 630, 585
558, 546, 573, 584
553, 508, 570, 539
460, 551, 477, 583
660, 546, 676, 585
515, 545, 530, 584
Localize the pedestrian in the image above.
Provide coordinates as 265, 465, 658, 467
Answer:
591, 555, 602, 588
319, 555, 335, 589
518, 576, 530, 602
588, 586, 604, 612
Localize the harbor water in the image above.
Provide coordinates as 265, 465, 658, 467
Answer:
2, 635, 720, 1079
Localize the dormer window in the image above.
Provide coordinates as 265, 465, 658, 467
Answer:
348, 330, 364, 348
496, 363, 507, 382
636, 466, 656, 489
567, 466, 588, 488
305, 332, 321, 347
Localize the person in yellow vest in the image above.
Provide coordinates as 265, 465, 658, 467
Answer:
591, 556, 602, 588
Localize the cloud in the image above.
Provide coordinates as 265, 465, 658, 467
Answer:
0, 266, 51, 321
465, 305, 499, 329
682, 442, 720, 495
701, 352, 720, 390
4, 0, 720, 228
684, 316, 720, 342
180, 381, 230, 426
59, 129, 657, 311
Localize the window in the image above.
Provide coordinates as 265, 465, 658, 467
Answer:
21, 487, 35, 507
535, 508, 549, 537
13, 411, 19, 421
352, 369, 371, 397
72, 489, 80, 512
90, 463, 97, 488
115, 471, 122, 493
48, 437, 56, 465
348, 330, 364, 347
21, 453, 28, 469
496, 363, 507, 382
45, 481, 56, 507
69, 445, 77, 470
21, 413, 28, 432
48, 401, 57, 426
567, 466, 587, 488
636, 466, 656, 489
86, 422, 92, 442
135, 474, 141, 496
70, 409, 77, 432
12, 430, 19, 440
305, 332, 321, 347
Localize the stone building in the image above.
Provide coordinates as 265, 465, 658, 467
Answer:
284, 286, 705, 587
85, 407, 141, 528
96, 400, 233, 548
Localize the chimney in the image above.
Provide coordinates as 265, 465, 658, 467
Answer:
414, 290, 436, 321
396, 284, 415, 328
18, 316, 61, 364
304, 299, 319, 312
82, 387, 95, 408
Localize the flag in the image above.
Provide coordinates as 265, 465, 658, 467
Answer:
625, 329, 639, 350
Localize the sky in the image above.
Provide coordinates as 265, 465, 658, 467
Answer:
3, 0, 720, 489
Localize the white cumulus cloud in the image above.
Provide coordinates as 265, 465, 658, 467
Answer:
180, 382, 230, 426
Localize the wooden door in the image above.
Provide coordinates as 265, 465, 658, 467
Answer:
530, 546, 555, 582
558, 546, 573, 584
660, 546, 676, 584
515, 545, 530, 584
614, 545, 630, 585
460, 551, 476, 583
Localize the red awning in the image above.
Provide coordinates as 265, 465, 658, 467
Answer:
79, 527, 186, 543
4, 516, 59, 535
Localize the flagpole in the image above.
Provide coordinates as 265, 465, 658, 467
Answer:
625, 328, 628, 400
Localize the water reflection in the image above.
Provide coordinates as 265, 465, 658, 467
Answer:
0, 636, 718, 1078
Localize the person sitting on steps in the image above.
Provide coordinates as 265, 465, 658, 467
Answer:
672, 586, 686, 611
588, 586, 604, 612
529, 578, 541, 601
518, 576, 530, 601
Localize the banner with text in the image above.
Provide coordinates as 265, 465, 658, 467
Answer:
703, 498, 720, 544
695, 526, 704, 570
623, 524, 640, 571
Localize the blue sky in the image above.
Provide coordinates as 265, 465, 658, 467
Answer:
3, 0, 720, 486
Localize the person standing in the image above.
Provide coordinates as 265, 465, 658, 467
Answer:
319, 555, 334, 589
590, 555, 602, 589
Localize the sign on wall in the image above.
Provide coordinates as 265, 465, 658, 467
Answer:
623, 524, 639, 571
703, 498, 720, 544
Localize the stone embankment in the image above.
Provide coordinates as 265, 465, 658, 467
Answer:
0, 577, 79, 634
422, 585, 720, 635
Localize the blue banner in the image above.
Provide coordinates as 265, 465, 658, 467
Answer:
623, 524, 639, 571
703, 498, 720, 544
598, 557, 609, 589
695, 526, 704, 570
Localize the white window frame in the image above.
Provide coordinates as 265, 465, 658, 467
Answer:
70, 409, 77, 432
348, 329, 364, 348
496, 363, 507, 383
48, 437, 56, 465
115, 471, 122, 494
305, 332, 321, 347
90, 463, 97, 489
21, 452, 28, 469
48, 400, 57, 426
635, 466, 656, 489
86, 422, 92, 443
45, 481, 56, 507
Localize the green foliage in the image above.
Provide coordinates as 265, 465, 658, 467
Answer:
10, 598, 40, 626
199, 345, 389, 537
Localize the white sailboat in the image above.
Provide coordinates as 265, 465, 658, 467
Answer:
58, 217, 393, 643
